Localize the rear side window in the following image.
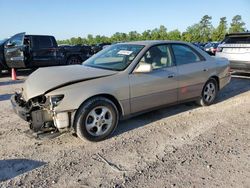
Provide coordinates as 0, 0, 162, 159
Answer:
172, 44, 201, 65
32, 36, 54, 49
223, 36, 250, 44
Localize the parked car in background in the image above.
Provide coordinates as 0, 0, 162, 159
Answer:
216, 32, 250, 73
91, 42, 111, 54
0, 32, 91, 72
192, 42, 205, 50
204, 42, 220, 55
11, 41, 231, 141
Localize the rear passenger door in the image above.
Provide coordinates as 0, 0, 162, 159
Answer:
30, 36, 59, 67
171, 44, 208, 101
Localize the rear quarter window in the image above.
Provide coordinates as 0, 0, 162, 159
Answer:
223, 36, 250, 44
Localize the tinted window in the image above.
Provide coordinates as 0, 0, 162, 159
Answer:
172, 44, 201, 65
139, 45, 173, 70
10, 34, 23, 46
33, 36, 54, 49
223, 36, 250, 44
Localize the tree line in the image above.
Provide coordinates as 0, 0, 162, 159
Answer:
57, 15, 247, 45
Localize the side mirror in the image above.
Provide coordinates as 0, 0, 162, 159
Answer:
6, 40, 15, 47
134, 63, 153, 73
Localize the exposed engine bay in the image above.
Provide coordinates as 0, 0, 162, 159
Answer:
11, 92, 73, 137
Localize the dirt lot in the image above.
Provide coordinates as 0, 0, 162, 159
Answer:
0, 71, 250, 188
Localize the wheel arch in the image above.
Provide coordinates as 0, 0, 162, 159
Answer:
209, 75, 220, 90
75, 93, 124, 120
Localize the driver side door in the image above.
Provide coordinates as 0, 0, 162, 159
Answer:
4, 32, 26, 68
129, 44, 178, 114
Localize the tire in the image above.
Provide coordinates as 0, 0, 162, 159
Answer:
67, 56, 82, 65
197, 78, 218, 106
74, 97, 119, 142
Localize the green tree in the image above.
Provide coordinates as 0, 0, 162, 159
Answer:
212, 17, 227, 41
182, 24, 201, 42
141, 30, 152, 40
57, 14, 248, 45
158, 25, 168, 39
199, 15, 213, 42
128, 31, 141, 41
168, 29, 181, 41
87, 34, 94, 45
151, 28, 161, 40
229, 15, 246, 33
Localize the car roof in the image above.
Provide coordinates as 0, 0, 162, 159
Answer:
119, 40, 190, 47
25, 35, 54, 38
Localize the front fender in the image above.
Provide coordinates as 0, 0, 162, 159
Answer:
45, 73, 130, 114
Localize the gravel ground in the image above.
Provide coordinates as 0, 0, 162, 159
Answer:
0, 71, 250, 188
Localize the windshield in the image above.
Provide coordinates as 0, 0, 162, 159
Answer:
83, 44, 144, 71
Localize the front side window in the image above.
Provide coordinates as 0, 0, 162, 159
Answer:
9, 34, 24, 46
172, 44, 201, 65
138, 44, 173, 70
84, 44, 144, 71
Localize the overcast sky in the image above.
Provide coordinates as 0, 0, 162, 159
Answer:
0, 0, 249, 40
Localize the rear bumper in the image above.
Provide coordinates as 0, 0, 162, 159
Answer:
230, 61, 250, 72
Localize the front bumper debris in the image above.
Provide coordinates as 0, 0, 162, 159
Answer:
11, 93, 54, 132
11, 95, 31, 121
11, 93, 71, 137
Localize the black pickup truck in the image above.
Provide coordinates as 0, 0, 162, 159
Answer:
0, 32, 91, 73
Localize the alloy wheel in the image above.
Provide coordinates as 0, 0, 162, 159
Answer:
85, 106, 113, 136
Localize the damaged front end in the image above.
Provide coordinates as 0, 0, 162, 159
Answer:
11, 92, 73, 135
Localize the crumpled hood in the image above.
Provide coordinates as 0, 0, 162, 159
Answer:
23, 65, 117, 100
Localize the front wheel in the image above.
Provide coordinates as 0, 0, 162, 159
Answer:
197, 79, 218, 106
74, 97, 119, 142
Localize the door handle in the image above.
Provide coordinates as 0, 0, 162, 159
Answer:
168, 74, 175, 78
203, 68, 208, 72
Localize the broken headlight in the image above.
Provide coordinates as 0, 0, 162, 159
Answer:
49, 95, 64, 109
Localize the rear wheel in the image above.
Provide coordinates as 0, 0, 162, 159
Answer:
67, 56, 82, 65
197, 78, 218, 106
74, 97, 119, 142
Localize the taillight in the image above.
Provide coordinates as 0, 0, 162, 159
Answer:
212, 48, 216, 53
227, 66, 231, 74
216, 47, 223, 52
